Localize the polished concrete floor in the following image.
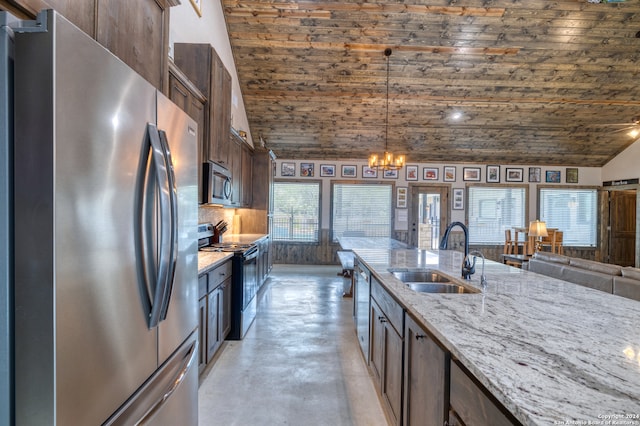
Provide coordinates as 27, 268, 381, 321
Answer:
198, 265, 388, 426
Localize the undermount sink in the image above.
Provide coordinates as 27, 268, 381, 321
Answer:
391, 270, 451, 283
405, 282, 480, 294
390, 269, 480, 294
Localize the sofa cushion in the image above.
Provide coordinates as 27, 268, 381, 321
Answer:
568, 258, 622, 276
621, 267, 640, 281
532, 252, 570, 264
528, 258, 565, 279
613, 276, 640, 302
560, 266, 614, 293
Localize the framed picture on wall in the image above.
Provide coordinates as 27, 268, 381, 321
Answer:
486, 165, 500, 183
423, 167, 438, 180
320, 164, 336, 177
546, 170, 561, 183
300, 163, 314, 177
341, 165, 357, 177
452, 188, 464, 210
406, 165, 419, 181
463, 167, 480, 181
281, 162, 295, 177
566, 168, 578, 183
362, 166, 378, 179
383, 169, 398, 179
443, 166, 456, 182
529, 167, 541, 183
505, 168, 523, 182
396, 187, 408, 208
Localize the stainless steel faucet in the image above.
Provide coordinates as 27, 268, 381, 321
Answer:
439, 221, 473, 279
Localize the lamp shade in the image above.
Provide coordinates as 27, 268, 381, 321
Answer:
529, 220, 548, 237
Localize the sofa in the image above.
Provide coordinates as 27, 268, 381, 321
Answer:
527, 252, 640, 302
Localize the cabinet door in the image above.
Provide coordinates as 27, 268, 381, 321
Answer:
220, 278, 232, 339
369, 299, 384, 387
383, 318, 403, 426
403, 315, 448, 426
96, 0, 168, 91
198, 296, 207, 374
241, 143, 253, 207
206, 290, 220, 362
209, 54, 231, 165
229, 137, 242, 206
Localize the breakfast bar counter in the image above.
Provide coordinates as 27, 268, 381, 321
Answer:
353, 248, 640, 425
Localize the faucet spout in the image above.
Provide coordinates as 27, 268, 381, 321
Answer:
439, 221, 472, 279
466, 250, 488, 291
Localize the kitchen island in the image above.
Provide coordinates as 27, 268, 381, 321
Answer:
354, 248, 640, 425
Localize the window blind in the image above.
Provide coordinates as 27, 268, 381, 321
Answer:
272, 182, 320, 242
332, 183, 392, 241
539, 188, 597, 247
468, 187, 527, 244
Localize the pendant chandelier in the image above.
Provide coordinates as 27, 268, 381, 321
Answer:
368, 48, 406, 171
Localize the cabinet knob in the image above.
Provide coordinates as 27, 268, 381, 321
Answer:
378, 316, 387, 323
415, 334, 426, 340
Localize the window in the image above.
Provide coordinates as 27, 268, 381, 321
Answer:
467, 186, 527, 244
332, 183, 392, 241
272, 181, 320, 242
539, 188, 597, 247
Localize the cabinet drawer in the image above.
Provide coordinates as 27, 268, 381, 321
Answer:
208, 260, 232, 289
450, 361, 516, 426
198, 274, 208, 299
371, 277, 403, 337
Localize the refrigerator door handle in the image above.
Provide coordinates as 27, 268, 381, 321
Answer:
135, 339, 198, 425
146, 123, 172, 329
157, 129, 178, 321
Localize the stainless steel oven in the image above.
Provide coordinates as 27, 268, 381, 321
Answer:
230, 245, 258, 340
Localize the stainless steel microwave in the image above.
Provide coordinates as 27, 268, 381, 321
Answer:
203, 161, 232, 205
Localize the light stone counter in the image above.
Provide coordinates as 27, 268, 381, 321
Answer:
197, 252, 233, 275
353, 248, 640, 426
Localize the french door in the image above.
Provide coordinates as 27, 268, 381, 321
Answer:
409, 185, 449, 249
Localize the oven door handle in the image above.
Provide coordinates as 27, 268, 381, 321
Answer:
243, 246, 259, 260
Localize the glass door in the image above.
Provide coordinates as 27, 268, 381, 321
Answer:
409, 185, 449, 249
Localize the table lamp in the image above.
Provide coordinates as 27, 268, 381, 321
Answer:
528, 220, 548, 253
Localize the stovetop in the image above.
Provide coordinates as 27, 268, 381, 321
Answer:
199, 242, 255, 253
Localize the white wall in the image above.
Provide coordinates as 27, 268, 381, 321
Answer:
602, 139, 640, 182
275, 159, 601, 231
169, 2, 254, 147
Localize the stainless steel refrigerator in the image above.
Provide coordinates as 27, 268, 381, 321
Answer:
8, 9, 199, 425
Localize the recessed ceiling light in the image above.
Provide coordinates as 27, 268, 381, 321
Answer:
451, 112, 463, 121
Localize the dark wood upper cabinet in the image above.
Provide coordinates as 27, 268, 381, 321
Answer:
2, 0, 177, 92
174, 43, 232, 167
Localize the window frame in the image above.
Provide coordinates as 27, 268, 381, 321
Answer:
330, 180, 394, 243
537, 185, 599, 248
272, 179, 322, 244
465, 183, 529, 245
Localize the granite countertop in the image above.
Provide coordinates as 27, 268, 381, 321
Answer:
337, 236, 410, 250
353, 248, 640, 425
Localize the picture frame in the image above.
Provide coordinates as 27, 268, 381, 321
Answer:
383, 169, 398, 179
566, 168, 579, 183
486, 165, 500, 183
443, 166, 456, 182
320, 164, 336, 177
189, 0, 202, 17
300, 163, 314, 177
281, 162, 295, 177
423, 167, 439, 180
546, 170, 561, 183
341, 165, 357, 178
452, 188, 464, 210
529, 167, 541, 183
396, 187, 408, 208
463, 167, 481, 182
405, 165, 419, 181
362, 166, 378, 179
505, 168, 523, 182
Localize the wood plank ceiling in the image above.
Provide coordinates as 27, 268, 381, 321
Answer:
222, 0, 640, 166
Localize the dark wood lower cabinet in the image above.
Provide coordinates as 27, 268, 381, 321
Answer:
450, 361, 518, 426
206, 288, 220, 362
403, 314, 448, 426
370, 280, 403, 426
